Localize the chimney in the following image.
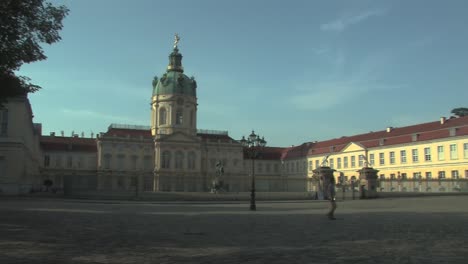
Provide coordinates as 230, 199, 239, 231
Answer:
50, 132, 55, 137
386, 127, 393, 133
440, 117, 446, 125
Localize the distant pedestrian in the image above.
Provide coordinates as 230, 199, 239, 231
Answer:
327, 176, 337, 220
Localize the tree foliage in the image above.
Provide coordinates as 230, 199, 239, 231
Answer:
451, 107, 468, 117
0, 0, 69, 105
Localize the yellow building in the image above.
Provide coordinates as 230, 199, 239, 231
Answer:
305, 116, 468, 190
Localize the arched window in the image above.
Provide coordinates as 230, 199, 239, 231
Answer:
188, 151, 196, 169
117, 154, 125, 170
130, 155, 138, 170
159, 107, 167, 125
103, 154, 112, 169
176, 109, 183, 125
175, 151, 184, 169
143, 155, 152, 170
161, 151, 171, 169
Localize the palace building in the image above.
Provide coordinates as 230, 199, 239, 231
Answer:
1, 37, 468, 195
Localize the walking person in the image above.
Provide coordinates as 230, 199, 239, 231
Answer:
327, 176, 337, 220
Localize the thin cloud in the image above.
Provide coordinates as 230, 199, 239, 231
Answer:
320, 9, 386, 32
289, 51, 401, 110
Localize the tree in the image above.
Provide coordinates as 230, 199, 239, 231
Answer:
0, 0, 69, 106
451, 107, 468, 117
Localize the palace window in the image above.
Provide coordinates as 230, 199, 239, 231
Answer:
412, 149, 419, 162
67, 156, 73, 168
188, 152, 196, 170
438, 171, 446, 179
143, 155, 152, 170
274, 164, 279, 172
159, 107, 167, 125
413, 172, 422, 180
337, 158, 341, 169
55, 156, 62, 168
437, 146, 444, 161
130, 155, 138, 170
88, 157, 95, 169
450, 144, 458, 160
464, 143, 468, 159
358, 155, 364, 167
379, 153, 385, 165
44, 155, 50, 167
1, 157, 7, 178
426, 172, 432, 179
451, 170, 459, 179
308, 161, 312, 171
103, 154, 111, 169
315, 160, 319, 169
0, 109, 8, 136
400, 150, 407, 163
401, 173, 407, 180
351, 156, 356, 167
175, 151, 184, 169
161, 151, 171, 169
329, 158, 334, 169
266, 163, 271, 173
176, 109, 183, 125
390, 173, 396, 180
424, 147, 431, 161
389, 152, 395, 165
78, 156, 84, 168
343, 157, 348, 168
369, 154, 374, 166
258, 163, 263, 173
117, 154, 125, 170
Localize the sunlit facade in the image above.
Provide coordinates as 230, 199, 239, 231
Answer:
306, 117, 468, 185
2, 39, 468, 195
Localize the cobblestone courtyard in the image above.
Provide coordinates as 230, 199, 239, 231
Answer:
1, 196, 468, 263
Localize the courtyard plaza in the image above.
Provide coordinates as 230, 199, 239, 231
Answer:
1, 196, 468, 263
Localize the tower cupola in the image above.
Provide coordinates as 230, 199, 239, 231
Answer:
167, 34, 184, 72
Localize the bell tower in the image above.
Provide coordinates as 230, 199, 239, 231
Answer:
151, 34, 198, 138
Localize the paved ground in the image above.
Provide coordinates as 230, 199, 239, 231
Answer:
1, 196, 468, 264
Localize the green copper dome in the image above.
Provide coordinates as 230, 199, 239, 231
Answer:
152, 36, 197, 97
152, 71, 197, 97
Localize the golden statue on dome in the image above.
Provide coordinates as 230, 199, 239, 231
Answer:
173, 33, 180, 49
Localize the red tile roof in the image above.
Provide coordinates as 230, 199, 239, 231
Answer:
40, 136, 97, 152
307, 116, 468, 157
243, 146, 285, 160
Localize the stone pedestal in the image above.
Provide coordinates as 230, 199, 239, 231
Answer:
358, 167, 379, 199
312, 166, 336, 200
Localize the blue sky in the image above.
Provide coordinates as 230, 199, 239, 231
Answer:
18, 0, 468, 147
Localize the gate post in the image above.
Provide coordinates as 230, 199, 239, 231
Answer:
358, 167, 379, 199
312, 166, 336, 200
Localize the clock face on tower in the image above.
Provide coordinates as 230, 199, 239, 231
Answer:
177, 98, 184, 105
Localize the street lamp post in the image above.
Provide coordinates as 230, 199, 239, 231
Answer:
240, 130, 267, 211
